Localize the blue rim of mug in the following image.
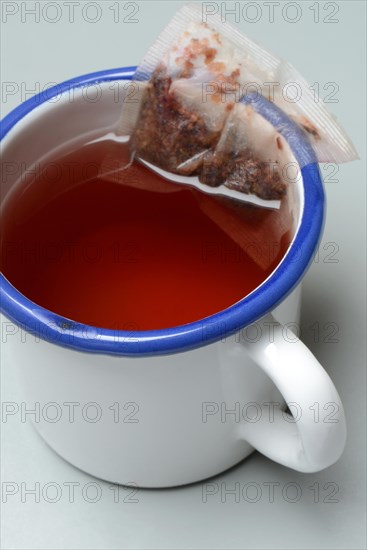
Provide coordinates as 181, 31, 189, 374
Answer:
0, 66, 325, 356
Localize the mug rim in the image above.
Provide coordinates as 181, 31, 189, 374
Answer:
0, 66, 325, 356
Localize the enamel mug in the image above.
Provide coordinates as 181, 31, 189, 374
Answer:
0, 67, 346, 487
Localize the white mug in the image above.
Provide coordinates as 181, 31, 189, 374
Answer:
0, 67, 346, 487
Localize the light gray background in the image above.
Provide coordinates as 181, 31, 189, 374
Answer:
1, 1, 366, 549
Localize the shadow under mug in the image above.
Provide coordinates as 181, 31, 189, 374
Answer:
0, 67, 346, 487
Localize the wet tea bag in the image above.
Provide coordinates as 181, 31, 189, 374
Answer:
105, 3, 356, 205
111, 20, 289, 208
98, 2, 357, 267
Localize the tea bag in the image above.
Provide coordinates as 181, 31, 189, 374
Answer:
110, 28, 289, 207
98, 2, 357, 267
105, 3, 356, 203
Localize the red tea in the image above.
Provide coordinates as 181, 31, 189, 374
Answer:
0, 140, 292, 330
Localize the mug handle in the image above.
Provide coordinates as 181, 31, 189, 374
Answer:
238, 313, 346, 472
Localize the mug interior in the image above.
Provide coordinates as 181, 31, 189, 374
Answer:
0, 69, 324, 355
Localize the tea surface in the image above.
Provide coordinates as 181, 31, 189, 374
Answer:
0, 140, 291, 330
